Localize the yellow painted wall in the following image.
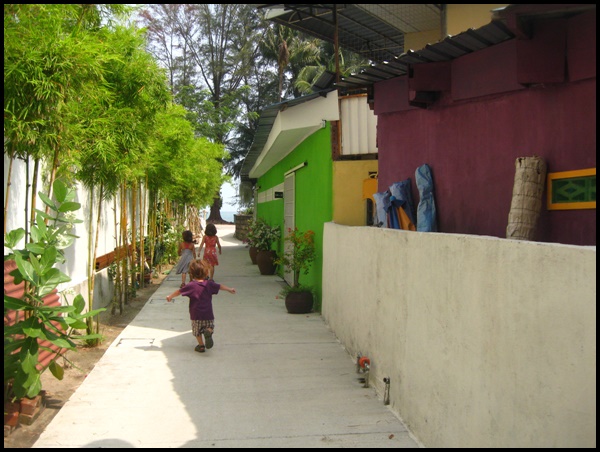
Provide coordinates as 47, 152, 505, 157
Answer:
332, 160, 378, 226
404, 29, 443, 52
404, 4, 509, 50
446, 4, 508, 36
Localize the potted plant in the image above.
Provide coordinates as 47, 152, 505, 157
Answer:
274, 228, 316, 313
243, 219, 260, 264
252, 220, 281, 275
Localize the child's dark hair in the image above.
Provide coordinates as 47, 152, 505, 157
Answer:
182, 230, 194, 243
205, 223, 217, 237
189, 259, 210, 280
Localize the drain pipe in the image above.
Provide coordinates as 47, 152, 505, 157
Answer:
383, 377, 390, 405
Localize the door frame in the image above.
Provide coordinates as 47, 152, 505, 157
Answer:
283, 172, 295, 285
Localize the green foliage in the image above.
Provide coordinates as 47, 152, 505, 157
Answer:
243, 219, 259, 248
274, 228, 316, 288
162, 226, 184, 265
4, 179, 105, 401
245, 219, 281, 251
72, 24, 172, 196
4, 4, 113, 163
278, 283, 315, 299
139, 4, 267, 182
147, 104, 228, 208
294, 40, 372, 96
238, 206, 254, 216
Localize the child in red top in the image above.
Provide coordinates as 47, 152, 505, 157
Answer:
166, 259, 236, 353
199, 223, 221, 280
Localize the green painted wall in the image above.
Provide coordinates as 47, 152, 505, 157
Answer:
256, 124, 333, 311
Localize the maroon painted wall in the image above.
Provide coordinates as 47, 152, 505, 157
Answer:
374, 11, 596, 246
377, 79, 595, 246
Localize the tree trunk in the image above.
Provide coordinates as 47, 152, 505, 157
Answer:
86, 185, 102, 345
149, 190, 157, 270
207, 195, 224, 223
4, 152, 14, 234
90, 184, 103, 341
130, 181, 137, 295
120, 183, 129, 309
29, 158, 40, 228
139, 179, 146, 289
24, 159, 30, 238
45, 143, 61, 219
111, 197, 120, 315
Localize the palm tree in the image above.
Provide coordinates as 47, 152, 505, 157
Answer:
295, 41, 372, 95
260, 24, 322, 100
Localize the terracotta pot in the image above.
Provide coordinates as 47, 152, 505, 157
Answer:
256, 250, 277, 275
285, 291, 314, 314
249, 246, 258, 265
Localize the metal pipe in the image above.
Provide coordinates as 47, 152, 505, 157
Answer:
383, 377, 390, 405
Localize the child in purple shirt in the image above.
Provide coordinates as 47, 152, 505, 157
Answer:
166, 259, 236, 353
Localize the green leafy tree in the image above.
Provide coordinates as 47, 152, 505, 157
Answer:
147, 104, 228, 207
274, 228, 316, 288
145, 103, 228, 267
228, 41, 281, 185
294, 40, 371, 95
139, 4, 266, 221
260, 24, 322, 100
4, 3, 154, 344
69, 23, 171, 340
3, 4, 129, 233
249, 219, 281, 251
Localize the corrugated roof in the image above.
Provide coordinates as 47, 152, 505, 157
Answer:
241, 16, 515, 182
242, 4, 596, 182
257, 4, 443, 64
336, 20, 515, 91
256, 4, 597, 91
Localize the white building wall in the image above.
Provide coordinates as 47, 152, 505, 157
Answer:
4, 154, 146, 310
322, 222, 596, 448
339, 94, 378, 155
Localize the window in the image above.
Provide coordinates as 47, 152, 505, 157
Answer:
547, 168, 596, 210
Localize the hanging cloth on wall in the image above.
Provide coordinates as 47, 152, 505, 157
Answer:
373, 190, 391, 228
389, 196, 416, 231
388, 196, 401, 229
389, 180, 417, 226
374, 187, 417, 231
415, 164, 438, 232
397, 199, 417, 231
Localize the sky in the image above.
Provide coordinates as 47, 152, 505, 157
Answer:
221, 181, 239, 213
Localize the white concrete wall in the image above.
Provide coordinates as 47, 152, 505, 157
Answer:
322, 222, 596, 448
4, 155, 146, 310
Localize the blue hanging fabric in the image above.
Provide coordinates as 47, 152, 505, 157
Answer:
390, 196, 416, 231
372, 190, 391, 228
389, 180, 417, 226
415, 164, 438, 232
388, 196, 401, 229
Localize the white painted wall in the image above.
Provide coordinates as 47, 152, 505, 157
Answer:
322, 222, 596, 448
4, 155, 147, 310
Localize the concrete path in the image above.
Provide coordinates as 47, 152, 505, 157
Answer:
33, 225, 421, 448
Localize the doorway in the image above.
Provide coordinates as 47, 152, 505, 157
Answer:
283, 172, 295, 285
